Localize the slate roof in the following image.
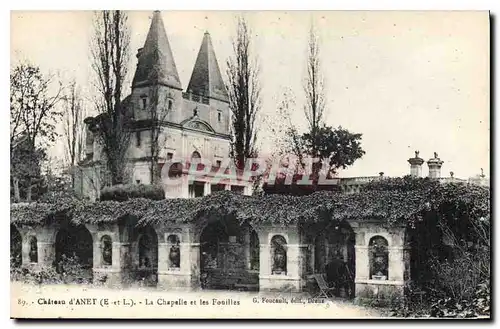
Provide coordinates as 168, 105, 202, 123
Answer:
187, 32, 229, 102
132, 11, 182, 90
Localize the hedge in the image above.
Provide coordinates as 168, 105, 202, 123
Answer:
10, 177, 490, 230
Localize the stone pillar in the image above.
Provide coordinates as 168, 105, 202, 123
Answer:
188, 242, 201, 289
259, 242, 271, 277
243, 226, 251, 269
388, 246, 405, 282
203, 181, 211, 196
427, 152, 444, 179
36, 227, 58, 266
287, 244, 302, 279
408, 151, 424, 177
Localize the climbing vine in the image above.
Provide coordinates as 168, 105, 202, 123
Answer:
10, 177, 490, 231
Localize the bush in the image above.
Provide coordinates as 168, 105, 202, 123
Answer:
10, 255, 92, 285
100, 184, 165, 201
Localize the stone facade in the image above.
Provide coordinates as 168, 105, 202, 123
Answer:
75, 11, 251, 200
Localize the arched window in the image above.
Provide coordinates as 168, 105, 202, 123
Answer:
369, 236, 389, 280
101, 235, 112, 266
167, 234, 181, 269
29, 236, 38, 263
271, 235, 287, 275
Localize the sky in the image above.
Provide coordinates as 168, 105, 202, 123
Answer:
10, 10, 490, 179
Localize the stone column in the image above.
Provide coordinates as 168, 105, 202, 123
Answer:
203, 182, 211, 196
243, 226, 251, 269
36, 226, 58, 267
388, 246, 405, 282
187, 242, 201, 290
352, 227, 370, 299
287, 244, 302, 279
259, 242, 271, 277
104, 241, 131, 287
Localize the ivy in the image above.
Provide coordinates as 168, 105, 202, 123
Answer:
10, 177, 490, 230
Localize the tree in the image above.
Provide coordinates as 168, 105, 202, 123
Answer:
227, 16, 261, 169
146, 66, 172, 184
10, 63, 63, 202
302, 124, 365, 177
90, 10, 132, 185
303, 24, 326, 159
62, 79, 86, 189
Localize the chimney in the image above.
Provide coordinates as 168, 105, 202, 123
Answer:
427, 152, 444, 179
408, 151, 424, 177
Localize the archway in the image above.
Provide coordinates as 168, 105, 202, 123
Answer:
55, 224, 93, 282
135, 226, 158, 286
10, 225, 22, 267
199, 217, 259, 291
313, 221, 355, 298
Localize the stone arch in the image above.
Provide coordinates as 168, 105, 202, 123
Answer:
198, 214, 260, 290
369, 235, 389, 280
10, 224, 22, 267
310, 220, 356, 298
101, 235, 112, 266
132, 225, 159, 286
55, 223, 93, 281
166, 234, 181, 269
28, 236, 38, 263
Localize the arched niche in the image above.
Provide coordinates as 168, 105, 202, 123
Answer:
271, 235, 287, 275
369, 235, 389, 280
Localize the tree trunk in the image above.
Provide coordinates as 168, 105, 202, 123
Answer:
13, 176, 20, 203
26, 177, 32, 202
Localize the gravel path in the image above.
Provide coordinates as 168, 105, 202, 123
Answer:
11, 281, 386, 319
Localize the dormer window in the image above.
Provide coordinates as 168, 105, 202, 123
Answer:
141, 96, 147, 110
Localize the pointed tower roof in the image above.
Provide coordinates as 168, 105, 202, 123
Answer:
132, 11, 182, 89
187, 32, 228, 102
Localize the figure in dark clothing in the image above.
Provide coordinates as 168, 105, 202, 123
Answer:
325, 254, 349, 297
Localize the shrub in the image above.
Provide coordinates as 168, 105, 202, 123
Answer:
10, 255, 92, 285
100, 184, 165, 201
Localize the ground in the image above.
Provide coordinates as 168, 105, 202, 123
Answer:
10, 281, 385, 319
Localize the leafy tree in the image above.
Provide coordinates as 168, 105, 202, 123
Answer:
89, 10, 132, 185
301, 124, 365, 177
10, 63, 63, 202
227, 16, 261, 169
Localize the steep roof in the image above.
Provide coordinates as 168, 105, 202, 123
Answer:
132, 11, 182, 90
187, 32, 229, 102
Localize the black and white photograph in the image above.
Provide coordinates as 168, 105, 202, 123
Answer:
9, 10, 490, 319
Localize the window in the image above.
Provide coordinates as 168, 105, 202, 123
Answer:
271, 235, 287, 275
168, 99, 173, 111
136, 131, 141, 147
369, 236, 389, 280
141, 96, 147, 110
167, 235, 181, 269
101, 235, 112, 266
29, 237, 38, 263
167, 153, 173, 161
215, 160, 222, 168
136, 180, 141, 184
193, 108, 198, 116
217, 111, 222, 122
